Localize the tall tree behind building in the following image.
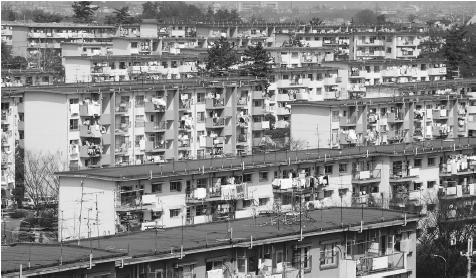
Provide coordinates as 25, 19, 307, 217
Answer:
72, 1, 99, 23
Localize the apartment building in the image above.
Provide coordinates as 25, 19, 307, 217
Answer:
56, 138, 474, 240
291, 80, 474, 149
1, 69, 59, 87
323, 58, 447, 94
60, 42, 113, 57
3, 208, 418, 278
1, 93, 22, 206
266, 66, 342, 129
0, 21, 117, 57
349, 24, 433, 60
1, 78, 271, 171
63, 54, 199, 83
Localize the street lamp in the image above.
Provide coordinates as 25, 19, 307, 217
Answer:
431, 254, 447, 278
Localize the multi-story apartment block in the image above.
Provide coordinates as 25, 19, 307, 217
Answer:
60, 42, 113, 57
1, 78, 271, 171
63, 54, 198, 83
349, 24, 433, 60
1, 69, 59, 87
56, 138, 473, 240
267, 46, 334, 67
266, 66, 342, 129
291, 80, 474, 149
1, 94, 22, 206
323, 58, 447, 94
0, 21, 117, 57
3, 207, 419, 278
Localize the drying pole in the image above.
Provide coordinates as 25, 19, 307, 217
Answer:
78, 180, 84, 245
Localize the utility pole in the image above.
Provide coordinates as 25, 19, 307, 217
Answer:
460, 236, 474, 278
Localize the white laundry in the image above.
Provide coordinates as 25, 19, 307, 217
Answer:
194, 188, 207, 199
70, 103, 79, 115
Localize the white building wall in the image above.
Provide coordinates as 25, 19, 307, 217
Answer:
291, 106, 331, 149
64, 58, 92, 83
58, 177, 116, 241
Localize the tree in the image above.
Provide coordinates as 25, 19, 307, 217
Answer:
353, 9, 379, 25
418, 28, 447, 59
443, 26, 469, 79
31, 9, 63, 23
310, 17, 324, 26
9, 56, 28, 70
206, 37, 238, 75
416, 196, 475, 277
241, 42, 272, 78
23, 151, 65, 216
142, 1, 159, 19
376, 14, 386, 25
408, 14, 417, 23
155, 1, 204, 22
1, 4, 17, 21
14, 146, 25, 207
105, 6, 139, 25
72, 1, 98, 23
1, 43, 12, 68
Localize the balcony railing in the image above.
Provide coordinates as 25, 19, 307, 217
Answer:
355, 252, 406, 277
390, 168, 420, 181
352, 169, 381, 183
387, 112, 404, 123
206, 98, 225, 108
206, 117, 226, 128
340, 115, 357, 126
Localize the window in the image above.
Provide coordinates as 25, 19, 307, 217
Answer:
324, 165, 333, 175
320, 242, 337, 267
135, 95, 144, 106
197, 93, 205, 103
293, 246, 312, 272
197, 112, 205, 123
339, 163, 347, 173
414, 182, 422, 190
69, 119, 78, 130
152, 183, 162, 193
427, 181, 436, 188
131, 42, 138, 48
243, 173, 252, 183
171, 61, 178, 68
414, 158, 422, 168
386, 47, 392, 54
427, 157, 436, 166
308, 73, 313, 80
324, 190, 333, 198
259, 198, 269, 206
69, 98, 79, 104
237, 258, 247, 273
195, 205, 207, 216
421, 64, 427, 70
243, 200, 252, 208
170, 181, 182, 192
259, 171, 268, 182
169, 208, 180, 218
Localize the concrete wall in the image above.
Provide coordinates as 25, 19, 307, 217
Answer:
64, 57, 91, 83
291, 106, 331, 149
24, 91, 68, 161
11, 26, 28, 57
58, 176, 116, 241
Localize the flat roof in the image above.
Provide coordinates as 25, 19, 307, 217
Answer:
1, 243, 126, 274
1, 21, 116, 29
64, 54, 198, 61
292, 93, 467, 108
56, 138, 476, 181
324, 58, 447, 66
272, 65, 338, 73
65, 207, 418, 262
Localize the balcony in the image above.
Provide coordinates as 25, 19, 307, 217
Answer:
355, 252, 407, 277
276, 94, 290, 102
387, 112, 404, 123
145, 141, 166, 152
432, 126, 449, 137
80, 125, 103, 138
432, 109, 448, 120
276, 107, 290, 115
115, 103, 130, 114
390, 168, 420, 182
144, 100, 166, 112
144, 121, 167, 133
352, 169, 381, 184
236, 97, 249, 107
206, 117, 226, 128
205, 98, 225, 109
115, 123, 130, 134
18, 121, 24, 130
179, 101, 191, 110
186, 183, 248, 203
252, 106, 266, 115
251, 91, 265, 99
340, 116, 357, 127
79, 145, 101, 158
79, 103, 101, 117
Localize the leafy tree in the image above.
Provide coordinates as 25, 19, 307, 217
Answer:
72, 1, 98, 23
9, 56, 28, 70
376, 14, 386, 25
418, 28, 447, 59
156, 1, 203, 22
310, 17, 324, 26
1, 4, 17, 21
31, 9, 63, 23
206, 37, 238, 75
353, 9, 379, 25
14, 145, 25, 207
105, 6, 139, 24
241, 42, 272, 77
141, 1, 159, 19
1, 43, 12, 68
443, 26, 469, 79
